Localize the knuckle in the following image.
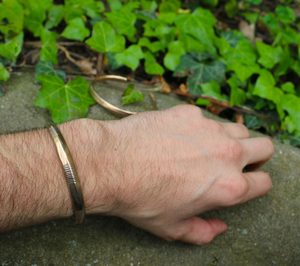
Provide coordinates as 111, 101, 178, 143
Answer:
182, 104, 202, 115
218, 140, 243, 160
238, 124, 250, 137
227, 140, 243, 159
237, 179, 250, 196
166, 230, 184, 242
206, 120, 223, 133
197, 232, 214, 245
167, 105, 202, 119
223, 177, 249, 204
181, 104, 201, 115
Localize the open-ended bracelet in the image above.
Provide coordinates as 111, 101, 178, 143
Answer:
49, 124, 85, 224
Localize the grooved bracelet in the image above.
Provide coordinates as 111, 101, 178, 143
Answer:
49, 125, 85, 224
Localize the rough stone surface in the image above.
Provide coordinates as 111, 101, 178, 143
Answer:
0, 71, 300, 265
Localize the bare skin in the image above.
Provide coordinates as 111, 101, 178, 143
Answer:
0, 105, 274, 245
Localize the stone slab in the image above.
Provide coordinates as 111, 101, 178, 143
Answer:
0, 71, 299, 265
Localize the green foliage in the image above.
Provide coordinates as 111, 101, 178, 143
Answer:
0, 0, 24, 36
106, 3, 137, 40
115, 45, 144, 71
22, 0, 53, 37
0, 63, 10, 81
35, 61, 66, 80
35, 75, 95, 123
175, 53, 225, 95
121, 84, 144, 105
164, 41, 185, 71
0, 33, 23, 61
256, 42, 282, 69
86, 21, 125, 53
200, 81, 227, 102
61, 17, 90, 41
0, 0, 300, 143
40, 29, 58, 64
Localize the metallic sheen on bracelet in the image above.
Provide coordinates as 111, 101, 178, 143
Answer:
49, 125, 85, 224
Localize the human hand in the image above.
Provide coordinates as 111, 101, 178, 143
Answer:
87, 105, 274, 245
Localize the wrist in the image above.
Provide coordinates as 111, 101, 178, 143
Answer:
59, 118, 115, 216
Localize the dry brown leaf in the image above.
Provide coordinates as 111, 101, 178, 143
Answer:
176, 83, 189, 96
239, 20, 255, 42
207, 105, 225, 115
159, 76, 171, 94
75, 59, 97, 76
235, 113, 244, 124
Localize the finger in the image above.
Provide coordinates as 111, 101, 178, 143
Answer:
220, 122, 250, 139
169, 217, 228, 245
241, 171, 272, 203
240, 137, 274, 166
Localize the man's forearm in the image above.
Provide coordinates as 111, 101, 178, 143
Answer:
0, 106, 274, 245
0, 119, 111, 231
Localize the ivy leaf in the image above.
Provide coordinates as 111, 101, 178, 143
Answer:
175, 53, 225, 95
174, 52, 212, 76
115, 45, 144, 71
86, 21, 125, 53
196, 98, 211, 107
45, 4, 64, 29
280, 95, 300, 135
200, 81, 227, 101
159, 0, 180, 13
279, 27, 300, 46
144, 52, 164, 75
244, 114, 266, 130
223, 39, 260, 82
40, 29, 58, 64
108, 0, 122, 11
248, 0, 262, 5
261, 13, 281, 35
253, 70, 283, 104
188, 62, 225, 95
224, 39, 257, 63
0, 0, 24, 36
121, 84, 144, 105
227, 75, 247, 106
141, 0, 157, 11
175, 8, 217, 55
0, 63, 9, 81
23, 0, 52, 36
83, 0, 105, 19
143, 18, 176, 48
274, 48, 293, 77
256, 41, 282, 69
62, 17, 90, 41
179, 34, 210, 53
281, 82, 295, 94
275, 5, 296, 25
35, 61, 66, 81
138, 37, 165, 53
158, 12, 177, 24
164, 41, 185, 71
35, 75, 95, 123
0, 33, 24, 62
225, 0, 238, 17
106, 5, 137, 40
63, 0, 104, 22
200, 0, 219, 7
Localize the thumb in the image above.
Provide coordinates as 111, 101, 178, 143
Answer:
169, 217, 228, 245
